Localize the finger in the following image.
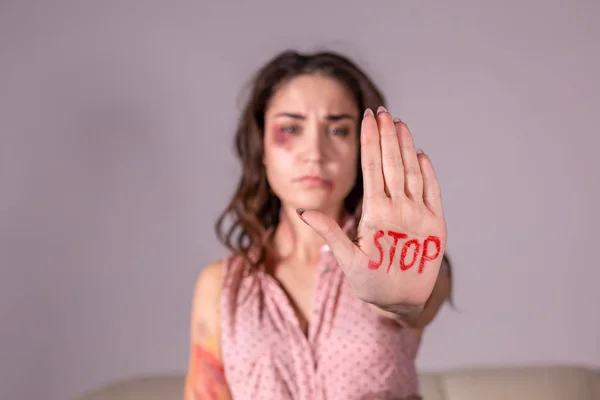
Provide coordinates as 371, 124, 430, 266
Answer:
296, 208, 356, 268
394, 119, 423, 201
417, 150, 444, 216
361, 108, 385, 199
376, 107, 404, 197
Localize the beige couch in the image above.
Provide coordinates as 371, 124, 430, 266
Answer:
76, 365, 600, 400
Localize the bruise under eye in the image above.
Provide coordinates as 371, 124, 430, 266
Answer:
272, 125, 296, 146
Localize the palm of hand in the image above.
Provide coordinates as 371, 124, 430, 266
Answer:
301, 107, 447, 309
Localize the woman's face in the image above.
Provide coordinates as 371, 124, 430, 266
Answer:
263, 74, 359, 214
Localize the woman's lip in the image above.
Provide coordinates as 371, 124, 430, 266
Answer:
295, 176, 334, 191
297, 176, 329, 183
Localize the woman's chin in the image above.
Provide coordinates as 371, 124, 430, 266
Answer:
285, 197, 342, 214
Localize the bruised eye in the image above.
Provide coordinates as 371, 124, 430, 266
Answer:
279, 126, 299, 134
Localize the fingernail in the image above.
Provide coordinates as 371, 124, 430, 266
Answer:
393, 117, 402, 123
416, 148, 424, 155
376, 106, 387, 115
363, 108, 374, 118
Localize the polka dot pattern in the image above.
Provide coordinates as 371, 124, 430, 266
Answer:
220, 219, 422, 400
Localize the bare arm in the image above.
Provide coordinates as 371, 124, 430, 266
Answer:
408, 263, 450, 332
184, 261, 232, 400
370, 262, 451, 333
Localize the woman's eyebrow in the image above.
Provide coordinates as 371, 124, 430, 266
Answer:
274, 112, 356, 121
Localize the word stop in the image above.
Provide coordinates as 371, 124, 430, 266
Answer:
367, 230, 441, 274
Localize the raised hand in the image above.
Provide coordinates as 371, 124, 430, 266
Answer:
299, 106, 447, 310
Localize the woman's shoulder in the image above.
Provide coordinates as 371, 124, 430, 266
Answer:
197, 258, 227, 283
193, 254, 247, 297
192, 259, 227, 310
193, 254, 257, 328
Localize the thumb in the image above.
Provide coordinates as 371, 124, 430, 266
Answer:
296, 208, 356, 267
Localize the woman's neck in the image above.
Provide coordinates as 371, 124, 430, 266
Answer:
273, 205, 346, 267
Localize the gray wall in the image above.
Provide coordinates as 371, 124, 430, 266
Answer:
1, 1, 598, 399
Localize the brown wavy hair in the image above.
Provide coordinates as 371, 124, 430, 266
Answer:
214, 49, 454, 304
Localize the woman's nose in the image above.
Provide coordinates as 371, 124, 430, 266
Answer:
300, 126, 325, 163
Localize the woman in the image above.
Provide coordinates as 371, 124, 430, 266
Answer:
184, 49, 453, 400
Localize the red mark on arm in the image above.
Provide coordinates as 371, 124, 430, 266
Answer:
418, 235, 441, 274
194, 345, 225, 375
386, 231, 407, 273
186, 344, 230, 400
367, 230, 385, 270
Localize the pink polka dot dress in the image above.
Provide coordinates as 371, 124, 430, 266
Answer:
220, 222, 422, 400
